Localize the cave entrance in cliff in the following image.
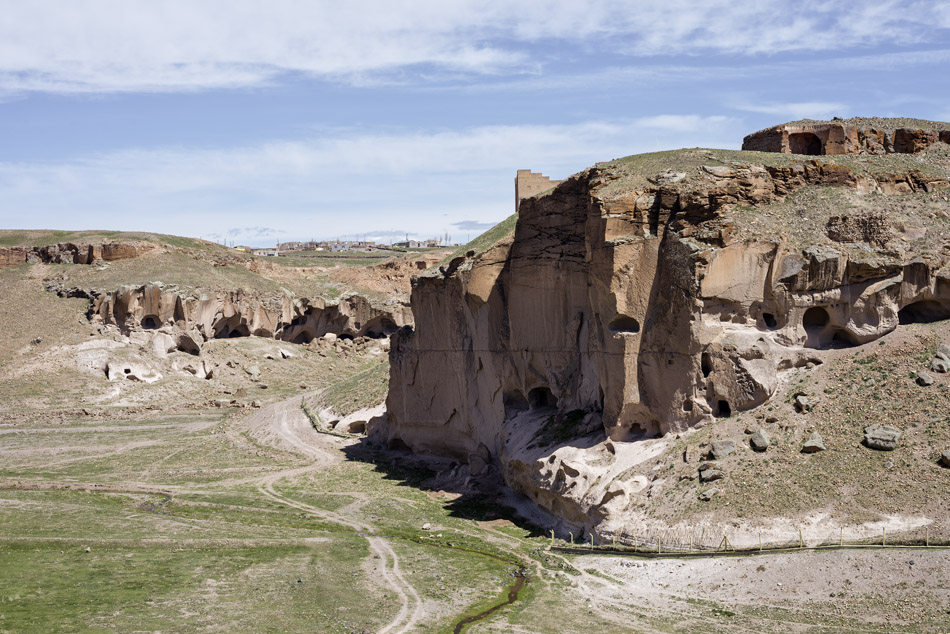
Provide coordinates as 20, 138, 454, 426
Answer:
608, 315, 640, 335
528, 387, 558, 410
215, 324, 250, 339
141, 316, 160, 330
898, 300, 950, 325
789, 132, 823, 155
802, 306, 830, 346
714, 400, 731, 418
365, 317, 398, 339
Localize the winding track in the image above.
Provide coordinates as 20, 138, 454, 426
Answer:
243, 396, 423, 634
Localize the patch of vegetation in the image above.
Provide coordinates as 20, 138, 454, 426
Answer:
442, 213, 517, 264
534, 409, 588, 446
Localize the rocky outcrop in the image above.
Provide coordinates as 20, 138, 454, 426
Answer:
381, 133, 950, 541
742, 117, 950, 156
0, 246, 28, 268
0, 241, 155, 268
81, 283, 410, 349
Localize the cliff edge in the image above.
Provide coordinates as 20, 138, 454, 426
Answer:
379, 120, 950, 545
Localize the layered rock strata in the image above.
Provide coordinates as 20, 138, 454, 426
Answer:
0, 241, 155, 268
382, 129, 950, 539
742, 117, 950, 156
54, 283, 411, 352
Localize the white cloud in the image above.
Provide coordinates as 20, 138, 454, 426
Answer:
0, 116, 740, 239
729, 101, 850, 121
1, 1, 948, 93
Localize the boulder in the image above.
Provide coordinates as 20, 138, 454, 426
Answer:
864, 424, 902, 451
106, 360, 162, 383
794, 394, 815, 413
698, 488, 719, 501
698, 462, 724, 482
749, 429, 771, 452
916, 372, 935, 386
931, 357, 950, 373
182, 359, 213, 380
150, 333, 177, 358
246, 365, 260, 380
802, 432, 826, 453
710, 439, 736, 460
940, 450, 950, 468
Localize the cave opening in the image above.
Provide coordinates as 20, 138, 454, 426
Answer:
762, 312, 778, 329
715, 400, 731, 418
608, 314, 641, 335
338, 333, 355, 341
789, 132, 823, 155
701, 352, 713, 378
528, 386, 558, 410
215, 324, 250, 339
141, 316, 160, 330
898, 300, 950, 325
365, 317, 398, 339
802, 306, 830, 336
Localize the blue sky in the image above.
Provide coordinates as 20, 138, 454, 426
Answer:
1, 1, 949, 246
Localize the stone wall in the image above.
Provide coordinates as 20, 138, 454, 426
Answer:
742, 120, 950, 156
515, 169, 563, 212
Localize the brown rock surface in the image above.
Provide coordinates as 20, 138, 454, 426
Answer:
85, 283, 411, 346
380, 135, 950, 541
742, 117, 950, 156
0, 241, 154, 268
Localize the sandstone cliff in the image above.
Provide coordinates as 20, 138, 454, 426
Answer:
71, 283, 411, 351
382, 121, 950, 542
0, 241, 155, 268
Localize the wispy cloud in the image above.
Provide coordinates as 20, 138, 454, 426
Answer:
0, 115, 740, 239
2, 1, 949, 94
728, 100, 850, 121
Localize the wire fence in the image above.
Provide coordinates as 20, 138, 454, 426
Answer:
550, 524, 947, 558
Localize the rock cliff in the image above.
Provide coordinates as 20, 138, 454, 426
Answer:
0, 241, 155, 268
382, 120, 950, 541
51, 282, 411, 353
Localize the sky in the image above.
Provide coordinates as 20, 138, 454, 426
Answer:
1, 1, 949, 246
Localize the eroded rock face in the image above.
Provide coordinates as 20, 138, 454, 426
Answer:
742, 118, 950, 156
87, 284, 411, 347
382, 139, 950, 540
0, 241, 155, 268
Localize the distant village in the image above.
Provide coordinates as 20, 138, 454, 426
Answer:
231, 238, 454, 257
229, 169, 561, 257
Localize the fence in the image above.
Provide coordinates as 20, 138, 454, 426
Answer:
550, 524, 947, 558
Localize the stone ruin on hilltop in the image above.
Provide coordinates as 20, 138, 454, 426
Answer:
742, 117, 950, 156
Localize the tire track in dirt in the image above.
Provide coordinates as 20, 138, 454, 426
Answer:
246, 396, 423, 634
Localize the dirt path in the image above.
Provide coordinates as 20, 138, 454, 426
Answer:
243, 396, 424, 634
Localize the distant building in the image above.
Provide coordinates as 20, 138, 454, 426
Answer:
515, 169, 563, 212
394, 240, 423, 248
